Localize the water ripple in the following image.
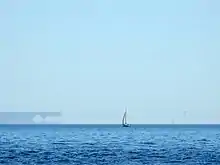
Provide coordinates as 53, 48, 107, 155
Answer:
0, 125, 220, 164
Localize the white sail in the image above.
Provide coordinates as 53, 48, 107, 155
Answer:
122, 107, 129, 126
122, 111, 126, 125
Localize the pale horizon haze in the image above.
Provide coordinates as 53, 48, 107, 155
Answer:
0, 0, 220, 124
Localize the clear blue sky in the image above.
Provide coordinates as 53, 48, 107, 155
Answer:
0, 0, 219, 124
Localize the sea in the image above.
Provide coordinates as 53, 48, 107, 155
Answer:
0, 124, 220, 165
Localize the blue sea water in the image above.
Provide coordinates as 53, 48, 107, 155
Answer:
0, 124, 220, 165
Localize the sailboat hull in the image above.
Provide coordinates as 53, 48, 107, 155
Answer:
122, 124, 130, 127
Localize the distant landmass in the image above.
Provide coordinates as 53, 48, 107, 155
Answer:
0, 111, 62, 124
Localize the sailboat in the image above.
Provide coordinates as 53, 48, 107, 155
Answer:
122, 108, 130, 127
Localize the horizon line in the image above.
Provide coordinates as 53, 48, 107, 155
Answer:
0, 123, 220, 125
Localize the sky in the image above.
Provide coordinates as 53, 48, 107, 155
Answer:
0, 0, 220, 124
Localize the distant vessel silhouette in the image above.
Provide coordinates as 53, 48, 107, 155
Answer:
122, 107, 130, 127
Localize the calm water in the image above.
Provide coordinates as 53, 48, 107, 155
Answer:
0, 124, 220, 165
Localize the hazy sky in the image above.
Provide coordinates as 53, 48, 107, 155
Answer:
0, 0, 220, 124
